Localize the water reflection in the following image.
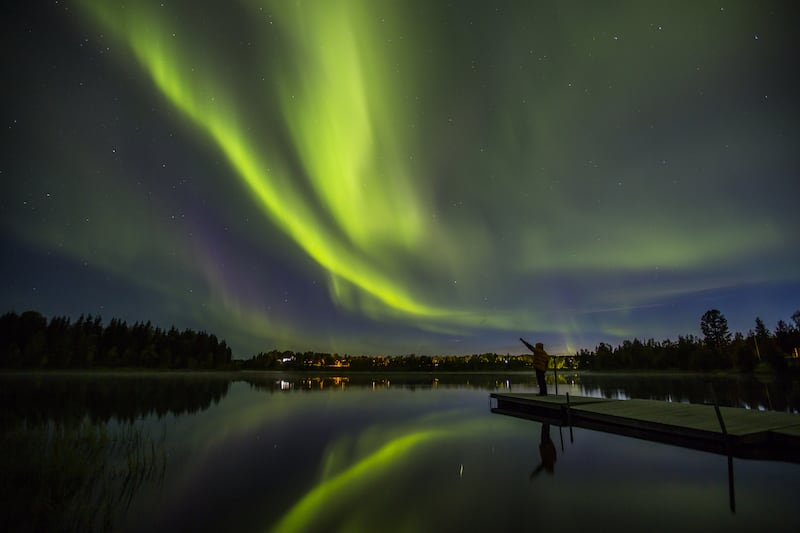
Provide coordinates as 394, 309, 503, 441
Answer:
235, 371, 800, 414
0, 372, 231, 422
0, 373, 225, 532
238, 371, 549, 392
0, 418, 166, 531
3, 371, 796, 413
575, 373, 800, 412
530, 423, 557, 478
1, 372, 799, 532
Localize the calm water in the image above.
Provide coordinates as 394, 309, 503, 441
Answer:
1, 371, 799, 532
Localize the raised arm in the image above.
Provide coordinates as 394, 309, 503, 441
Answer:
519, 337, 535, 353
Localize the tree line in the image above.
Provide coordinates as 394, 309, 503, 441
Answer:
243, 309, 800, 373
240, 350, 535, 371
0, 311, 232, 370
2, 308, 798, 373
573, 309, 800, 372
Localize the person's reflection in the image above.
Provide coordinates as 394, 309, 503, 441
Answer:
530, 423, 557, 479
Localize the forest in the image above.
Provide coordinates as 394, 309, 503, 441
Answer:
0, 311, 232, 370
1, 309, 798, 373
571, 309, 800, 373
242, 309, 800, 373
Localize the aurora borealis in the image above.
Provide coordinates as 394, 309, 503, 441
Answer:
2, 1, 798, 356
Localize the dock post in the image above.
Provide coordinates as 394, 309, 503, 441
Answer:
553, 358, 558, 395
765, 383, 772, 411
714, 403, 736, 515
726, 455, 736, 514
709, 385, 736, 514
566, 392, 574, 443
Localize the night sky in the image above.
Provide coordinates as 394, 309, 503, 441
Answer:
2, 1, 798, 357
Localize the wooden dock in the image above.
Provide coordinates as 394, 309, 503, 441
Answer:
490, 393, 800, 463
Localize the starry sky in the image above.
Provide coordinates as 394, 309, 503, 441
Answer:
2, 1, 798, 357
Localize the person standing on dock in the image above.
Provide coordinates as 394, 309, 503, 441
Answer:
520, 338, 549, 396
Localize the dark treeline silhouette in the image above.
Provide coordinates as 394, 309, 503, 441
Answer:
241, 350, 534, 372
0, 310, 232, 370
3, 309, 798, 373
573, 309, 800, 373
244, 309, 800, 374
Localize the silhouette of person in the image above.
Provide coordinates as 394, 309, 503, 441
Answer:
520, 338, 549, 396
530, 423, 557, 479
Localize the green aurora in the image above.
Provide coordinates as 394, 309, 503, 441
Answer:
2, 1, 798, 355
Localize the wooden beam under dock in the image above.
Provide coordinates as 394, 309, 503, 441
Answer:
490, 392, 800, 463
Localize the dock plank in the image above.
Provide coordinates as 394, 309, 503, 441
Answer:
772, 424, 800, 438
490, 392, 800, 462
496, 393, 611, 406
572, 400, 725, 433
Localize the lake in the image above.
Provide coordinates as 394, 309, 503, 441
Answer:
1, 371, 799, 532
